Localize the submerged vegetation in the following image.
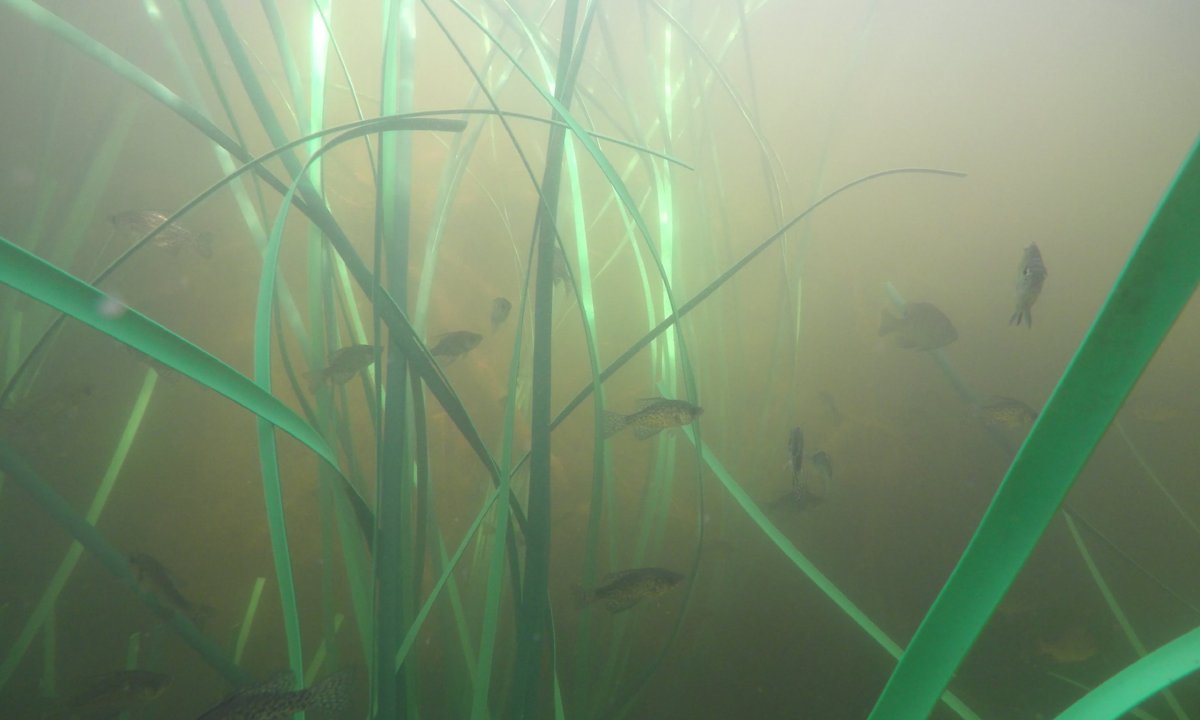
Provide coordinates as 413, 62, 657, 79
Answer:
0, 2, 1198, 719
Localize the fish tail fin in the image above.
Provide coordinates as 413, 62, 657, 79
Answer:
572, 584, 593, 609
1010, 308, 1032, 328
304, 370, 325, 392
602, 411, 628, 438
308, 668, 354, 713
879, 309, 899, 336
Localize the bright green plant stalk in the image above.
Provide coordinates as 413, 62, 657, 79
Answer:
507, 0, 584, 713
1057, 626, 1200, 720
1064, 514, 1190, 719
677, 424, 981, 720
374, 0, 419, 713
233, 577, 267, 666
0, 236, 341, 471
868, 134, 1200, 720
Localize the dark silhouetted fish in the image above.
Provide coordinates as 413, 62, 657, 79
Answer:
1011, 243, 1047, 328
307, 344, 377, 390
603, 397, 703, 439
110, 210, 213, 258
66, 669, 170, 716
429, 330, 482, 364
578, 567, 685, 613
879, 301, 957, 351
194, 668, 352, 720
489, 297, 512, 332
550, 244, 572, 291
128, 553, 212, 626
787, 427, 804, 484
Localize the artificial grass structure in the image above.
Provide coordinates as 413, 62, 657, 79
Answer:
0, 2, 1198, 719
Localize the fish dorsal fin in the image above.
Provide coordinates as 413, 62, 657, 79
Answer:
246, 671, 295, 695
634, 397, 665, 411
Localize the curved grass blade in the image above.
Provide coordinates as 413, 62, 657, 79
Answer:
1056, 626, 1200, 720
868, 134, 1200, 720
0, 235, 338, 470
676, 424, 981, 720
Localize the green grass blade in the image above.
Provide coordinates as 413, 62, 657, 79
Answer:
868, 133, 1200, 720
1056, 626, 1200, 720
677, 424, 981, 720
0, 235, 339, 470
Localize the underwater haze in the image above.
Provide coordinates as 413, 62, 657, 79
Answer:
1, 1, 1199, 719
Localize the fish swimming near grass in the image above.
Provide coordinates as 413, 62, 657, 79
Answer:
128, 552, 212, 626
603, 397, 703, 439
110, 210, 213, 259
972, 396, 1038, 435
306, 344, 377, 390
489, 297, 512, 332
1011, 243, 1047, 328
194, 668, 353, 720
576, 567, 685, 613
879, 301, 958, 351
429, 330, 483, 364
65, 669, 170, 717
771, 427, 834, 512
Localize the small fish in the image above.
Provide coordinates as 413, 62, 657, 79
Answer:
489, 297, 512, 332
194, 669, 352, 720
973, 396, 1038, 434
603, 397, 703, 439
577, 568, 685, 613
879, 301, 958, 351
128, 553, 211, 626
550, 244, 572, 291
1011, 243, 1047, 328
787, 427, 805, 484
770, 449, 834, 512
307, 344, 377, 390
1034, 622, 1100, 665
0, 382, 94, 436
429, 330, 483, 364
66, 669, 171, 715
110, 210, 213, 258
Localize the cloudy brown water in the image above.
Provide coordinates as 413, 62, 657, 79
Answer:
1, 1, 1198, 718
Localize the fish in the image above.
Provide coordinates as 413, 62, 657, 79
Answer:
194, 668, 353, 720
550, 244, 572, 291
0, 382, 94, 436
770, 449, 834, 512
1034, 622, 1100, 665
128, 552, 211, 626
973, 396, 1038, 434
603, 397, 703, 439
66, 669, 171, 715
787, 427, 805, 493
1011, 243, 1047, 328
307, 344, 377, 389
489, 297, 512, 332
577, 567, 685, 613
429, 330, 483, 364
110, 210, 213, 258
879, 301, 958, 351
